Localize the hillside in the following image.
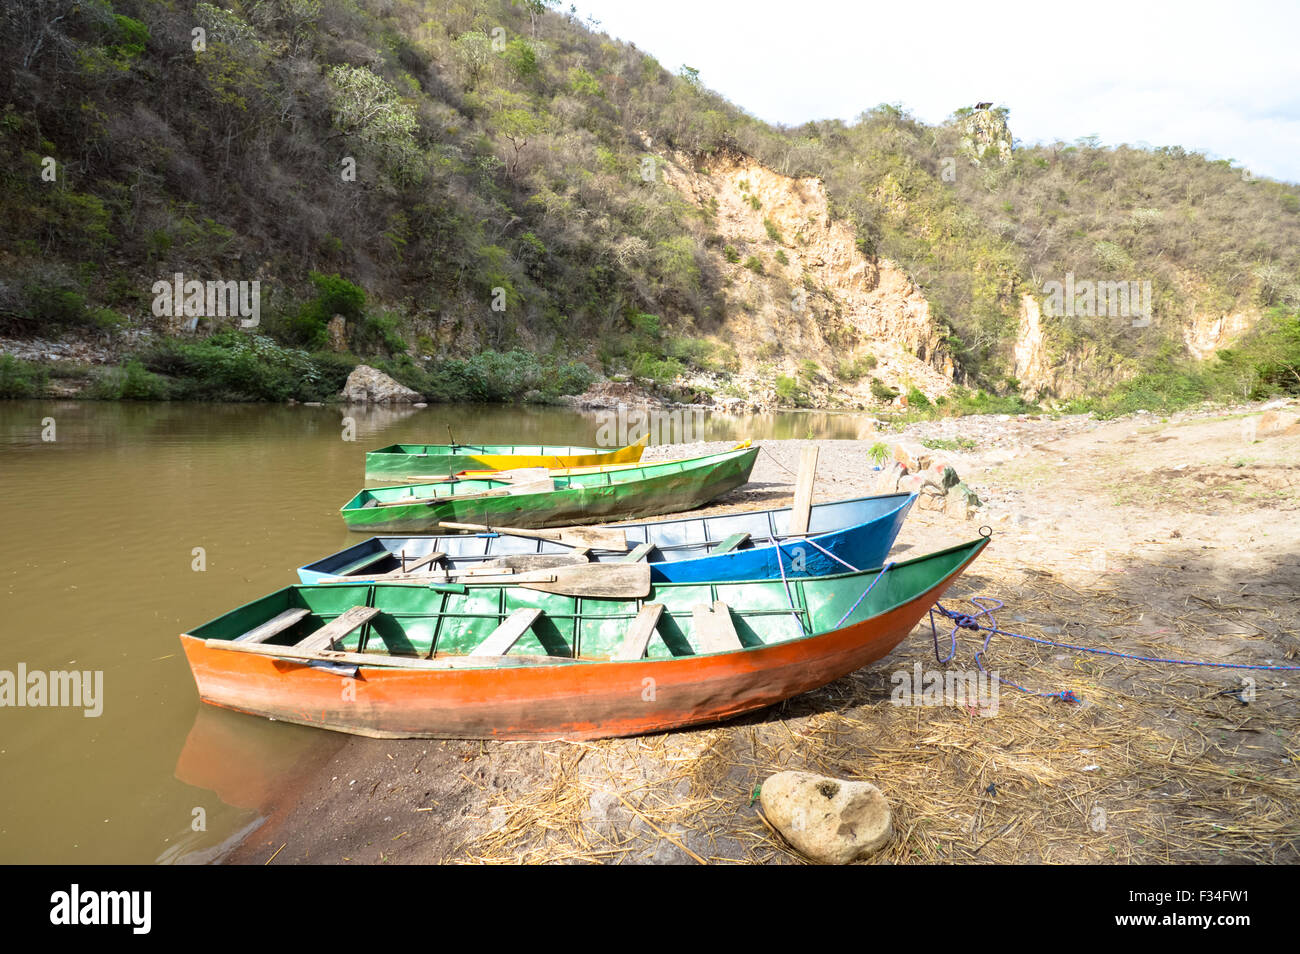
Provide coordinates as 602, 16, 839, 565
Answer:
1, 0, 1298, 409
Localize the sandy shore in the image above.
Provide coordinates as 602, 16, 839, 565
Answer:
224, 403, 1300, 864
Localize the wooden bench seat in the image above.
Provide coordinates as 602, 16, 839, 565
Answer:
234, 608, 311, 644
295, 606, 382, 653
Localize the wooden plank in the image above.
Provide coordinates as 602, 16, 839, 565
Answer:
788, 445, 820, 535
233, 608, 310, 644
295, 606, 381, 652
378, 550, 445, 578
458, 565, 516, 577
621, 542, 657, 563
403, 550, 446, 573
489, 467, 550, 482
611, 603, 664, 661
339, 563, 650, 597
692, 601, 743, 654
504, 477, 556, 496
470, 608, 543, 657
203, 639, 579, 670
480, 553, 590, 571
712, 532, 751, 554
438, 522, 629, 551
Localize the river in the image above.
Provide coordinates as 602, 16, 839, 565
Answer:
0, 399, 871, 863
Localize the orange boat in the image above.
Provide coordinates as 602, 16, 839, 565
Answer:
179, 538, 988, 740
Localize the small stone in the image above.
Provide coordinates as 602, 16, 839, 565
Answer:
759, 771, 892, 864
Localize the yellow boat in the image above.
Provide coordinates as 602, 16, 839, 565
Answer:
365, 436, 648, 481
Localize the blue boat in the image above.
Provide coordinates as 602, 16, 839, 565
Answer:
297, 493, 915, 585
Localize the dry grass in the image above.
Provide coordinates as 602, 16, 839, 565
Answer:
453, 558, 1300, 865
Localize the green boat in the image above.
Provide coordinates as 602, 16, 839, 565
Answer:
341, 445, 760, 533
365, 437, 648, 481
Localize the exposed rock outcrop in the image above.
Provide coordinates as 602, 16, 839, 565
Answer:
957, 106, 1013, 166
659, 153, 954, 403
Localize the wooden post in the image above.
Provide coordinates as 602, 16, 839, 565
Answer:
789, 445, 819, 535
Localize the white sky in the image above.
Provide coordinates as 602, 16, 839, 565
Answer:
566, 0, 1300, 184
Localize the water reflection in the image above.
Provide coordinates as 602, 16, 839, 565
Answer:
0, 398, 875, 863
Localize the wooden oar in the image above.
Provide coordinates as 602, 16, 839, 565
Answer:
324, 562, 650, 598
438, 521, 629, 551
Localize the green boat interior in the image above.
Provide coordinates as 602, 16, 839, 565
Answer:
190, 539, 984, 667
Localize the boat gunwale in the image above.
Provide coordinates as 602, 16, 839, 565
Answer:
305, 491, 916, 580
343, 445, 759, 511
185, 536, 988, 671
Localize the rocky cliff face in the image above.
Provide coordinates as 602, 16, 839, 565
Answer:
1181, 311, 1257, 361
659, 153, 954, 403
1012, 294, 1129, 400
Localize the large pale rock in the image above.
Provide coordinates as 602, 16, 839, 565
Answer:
875, 461, 907, 494
760, 771, 892, 864
945, 482, 982, 520
892, 441, 930, 471
340, 365, 422, 405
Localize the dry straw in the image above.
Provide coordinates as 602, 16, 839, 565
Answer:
455, 556, 1299, 864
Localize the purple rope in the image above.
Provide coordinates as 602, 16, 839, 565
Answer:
833, 562, 896, 629
929, 597, 1300, 704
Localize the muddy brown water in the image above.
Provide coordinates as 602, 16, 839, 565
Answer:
0, 400, 867, 863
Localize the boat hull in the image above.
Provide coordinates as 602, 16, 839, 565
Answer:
181, 539, 986, 740
302, 493, 915, 584
365, 439, 647, 481
341, 446, 761, 533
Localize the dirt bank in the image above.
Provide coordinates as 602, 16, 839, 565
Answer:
224, 403, 1300, 864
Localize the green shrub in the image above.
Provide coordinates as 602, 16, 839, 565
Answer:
835, 354, 877, 381
722, 245, 740, 263
287, 272, 367, 350
774, 249, 788, 265
140, 332, 327, 402
870, 377, 899, 402
774, 374, 810, 406
923, 437, 977, 451
22, 281, 119, 330
906, 386, 932, 408
866, 441, 891, 466
354, 310, 408, 355
743, 255, 764, 273
0, 355, 47, 398
764, 218, 783, 242
400, 350, 596, 403
631, 353, 685, 385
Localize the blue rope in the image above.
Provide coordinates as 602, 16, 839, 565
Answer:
929, 596, 1300, 704
768, 537, 809, 634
